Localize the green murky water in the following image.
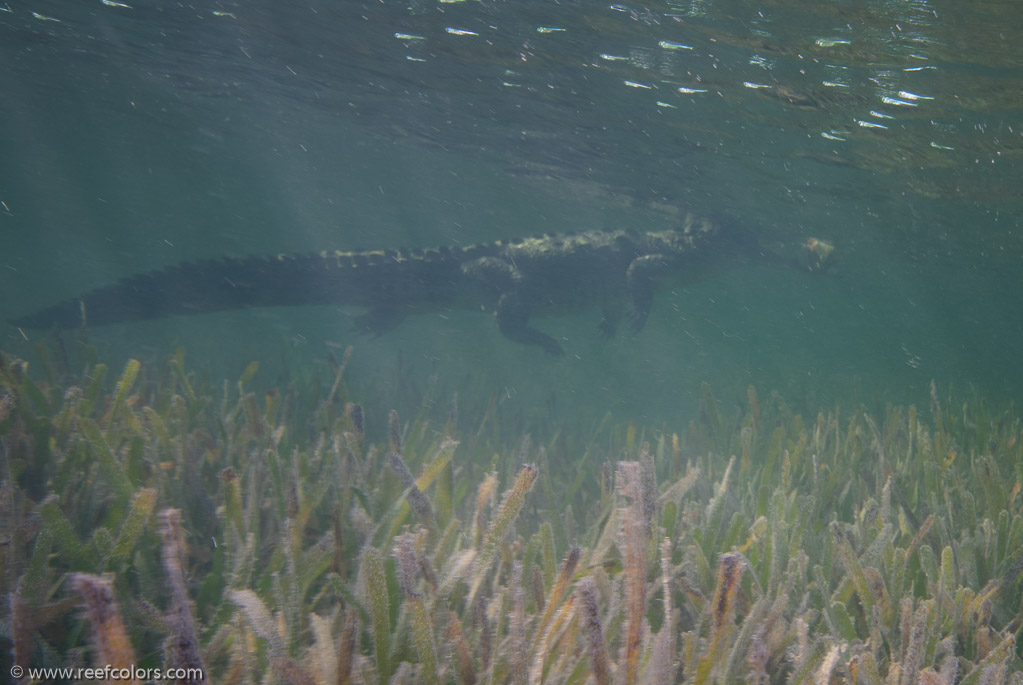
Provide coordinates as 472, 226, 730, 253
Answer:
2, 0, 1021, 427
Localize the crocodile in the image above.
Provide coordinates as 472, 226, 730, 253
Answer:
11, 215, 825, 355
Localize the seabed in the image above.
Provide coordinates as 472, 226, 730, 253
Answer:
1, 342, 1022, 684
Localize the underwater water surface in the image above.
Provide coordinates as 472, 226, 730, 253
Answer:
2, 0, 1023, 682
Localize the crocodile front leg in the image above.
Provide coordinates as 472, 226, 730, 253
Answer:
625, 254, 670, 332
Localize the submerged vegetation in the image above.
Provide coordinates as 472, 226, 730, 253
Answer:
1, 342, 1023, 684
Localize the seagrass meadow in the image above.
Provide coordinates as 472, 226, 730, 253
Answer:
2, 342, 1023, 685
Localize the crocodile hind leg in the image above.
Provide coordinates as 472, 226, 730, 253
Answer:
462, 256, 562, 354
625, 254, 670, 332
495, 292, 564, 356
461, 256, 522, 290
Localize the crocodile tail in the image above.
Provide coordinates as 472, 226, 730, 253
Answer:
11, 254, 344, 330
